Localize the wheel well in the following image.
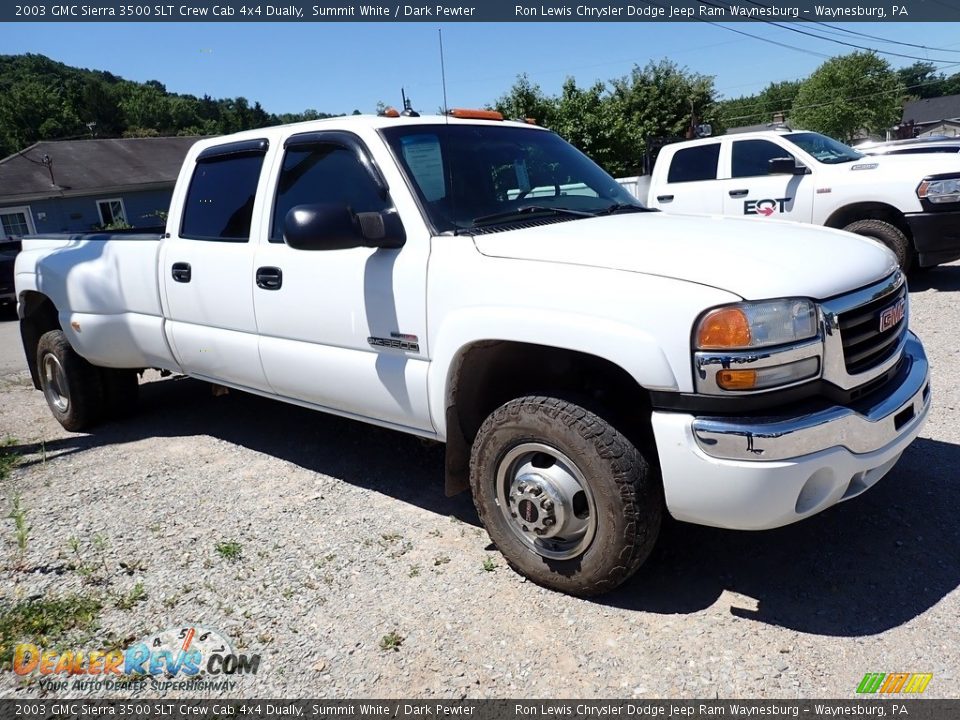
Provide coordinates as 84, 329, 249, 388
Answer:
18, 292, 61, 390
443, 341, 654, 495
824, 203, 912, 243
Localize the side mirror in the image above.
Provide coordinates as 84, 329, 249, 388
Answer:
284, 204, 405, 251
768, 157, 807, 175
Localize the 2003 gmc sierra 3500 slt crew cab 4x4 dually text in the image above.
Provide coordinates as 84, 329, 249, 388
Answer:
14, 111, 931, 595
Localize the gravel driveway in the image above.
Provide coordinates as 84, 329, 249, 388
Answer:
1, 265, 958, 700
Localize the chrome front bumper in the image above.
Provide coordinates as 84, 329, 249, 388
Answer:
692, 332, 930, 462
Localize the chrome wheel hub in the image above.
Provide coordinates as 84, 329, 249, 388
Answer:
496, 442, 597, 560
42, 354, 70, 413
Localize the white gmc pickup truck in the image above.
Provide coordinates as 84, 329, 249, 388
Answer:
15, 113, 931, 595
623, 129, 960, 271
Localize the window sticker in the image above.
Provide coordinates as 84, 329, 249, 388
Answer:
514, 159, 531, 193
401, 135, 445, 202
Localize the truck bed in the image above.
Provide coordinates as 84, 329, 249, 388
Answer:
16, 231, 176, 371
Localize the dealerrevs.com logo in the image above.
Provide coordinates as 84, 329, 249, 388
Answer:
12, 625, 260, 692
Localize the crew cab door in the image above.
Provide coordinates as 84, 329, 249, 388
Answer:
721, 138, 814, 223
159, 139, 273, 392
648, 141, 723, 214
251, 131, 432, 431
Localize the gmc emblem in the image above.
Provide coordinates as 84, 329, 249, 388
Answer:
879, 299, 905, 333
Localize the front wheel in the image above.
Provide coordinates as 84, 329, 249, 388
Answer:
843, 219, 913, 272
37, 330, 104, 432
469, 396, 661, 596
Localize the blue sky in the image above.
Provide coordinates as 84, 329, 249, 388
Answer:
7, 22, 960, 116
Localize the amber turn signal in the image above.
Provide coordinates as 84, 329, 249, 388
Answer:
716, 369, 758, 390
697, 308, 751, 349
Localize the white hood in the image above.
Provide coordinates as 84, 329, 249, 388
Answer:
839, 152, 960, 177
472, 212, 898, 301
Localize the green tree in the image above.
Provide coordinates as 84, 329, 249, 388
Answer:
897, 61, 942, 99
716, 80, 802, 131
792, 52, 903, 142
492, 73, 557, 126
605, 60, 718, 175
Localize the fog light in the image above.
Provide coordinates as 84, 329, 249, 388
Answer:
716, 357, 820, 391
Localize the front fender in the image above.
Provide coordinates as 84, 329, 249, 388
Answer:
427, 307, 678, 440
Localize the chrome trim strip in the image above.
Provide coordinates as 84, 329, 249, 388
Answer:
692, 333, 929, 461
694, 337, 822, 394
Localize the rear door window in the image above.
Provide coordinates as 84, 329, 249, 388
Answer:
181, 142, 267, 241
667, 144, 721, 183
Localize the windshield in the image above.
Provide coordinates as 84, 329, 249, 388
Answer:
785, 132, 863, 164
381, 124, 644, 233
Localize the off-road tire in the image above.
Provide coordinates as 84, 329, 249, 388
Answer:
469, 396, 662, 596
843, 219, 913, 272
36, 330, 104, 432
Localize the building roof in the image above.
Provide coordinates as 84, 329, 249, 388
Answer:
901, 94, 960, 125
0, 136, 201, 205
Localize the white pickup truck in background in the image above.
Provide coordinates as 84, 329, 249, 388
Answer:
15, 113, 931, 595
618, 129, 960, 271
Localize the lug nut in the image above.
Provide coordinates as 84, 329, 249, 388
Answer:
510, 512, 517, 518
522, 525, 529, 532
530, 486, 543, 496
518, 483, 528, 493
534, 528, 544, 535
542, 517, 555, 527
541, 499, 554, 511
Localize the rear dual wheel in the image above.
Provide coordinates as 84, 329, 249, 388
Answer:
469, 396, 662, 596
37, 330, 139, 431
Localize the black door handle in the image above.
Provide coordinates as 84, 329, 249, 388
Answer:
656, 194, 674, 202
256, 266, 283, 291
171, 262, 191, 283
728, 189, 749, 197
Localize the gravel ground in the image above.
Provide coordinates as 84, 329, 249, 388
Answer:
0, 265, 958, 700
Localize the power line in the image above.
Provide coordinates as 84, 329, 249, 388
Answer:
743, 1, 960, 55
718, 70, 960, 123
710, 0, 960, 63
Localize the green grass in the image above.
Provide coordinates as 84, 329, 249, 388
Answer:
215, 540, 242, 562
0, 595, 102, 670
114, 582, 147, 611
379, 631, 404, 652
8, 495, 29, 556
0, 437, 19, 482
482, 556, 497, 572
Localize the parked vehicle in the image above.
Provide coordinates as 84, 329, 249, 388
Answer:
626, 129, 960, 271
0, 240, 21, 308
856, 136, 960, 157
15, 113, 931, 595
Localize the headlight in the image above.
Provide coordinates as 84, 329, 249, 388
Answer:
696, 299, 818, 350
917, 177, 960, 204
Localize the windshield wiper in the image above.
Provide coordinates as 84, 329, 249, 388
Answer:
597, 202, 653, 215
471, 205, 596, 226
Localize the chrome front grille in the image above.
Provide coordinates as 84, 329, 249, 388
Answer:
837, 281, 908, 374
820, 271, 908, 391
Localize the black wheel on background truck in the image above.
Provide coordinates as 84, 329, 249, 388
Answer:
469, 395, 662, 596
37, 329, 104, 432
843, 219, 913, 272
